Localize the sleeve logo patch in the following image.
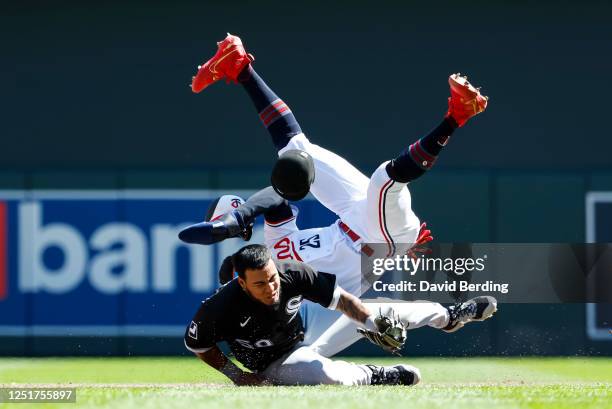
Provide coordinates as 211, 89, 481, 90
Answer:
188, 321, 198, 340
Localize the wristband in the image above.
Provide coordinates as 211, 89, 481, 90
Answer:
364, 315, 378, 332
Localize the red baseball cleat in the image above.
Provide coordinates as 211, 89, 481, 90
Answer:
191, 33, 254, 93
445, 73, 488, 127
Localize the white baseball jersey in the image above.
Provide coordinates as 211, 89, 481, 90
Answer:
259, 132, 449, 359
267, 132, 422, 297
264, 207, 363, 297
280, 133, 421, 245
200, 133, 449, 384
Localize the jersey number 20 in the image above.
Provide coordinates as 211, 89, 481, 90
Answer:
234, 338, 274, 349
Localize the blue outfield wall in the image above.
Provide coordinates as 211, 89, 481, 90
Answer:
0, 190, 336, 333
0, 187, 342, 355
0, 170, 611, 356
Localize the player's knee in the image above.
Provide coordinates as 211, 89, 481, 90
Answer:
371, 161, 391, 182
278, 132, 309, 156
385, 156, 426, 183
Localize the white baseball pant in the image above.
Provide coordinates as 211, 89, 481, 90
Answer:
301, 298, 449, 358
259, 299, 446, 385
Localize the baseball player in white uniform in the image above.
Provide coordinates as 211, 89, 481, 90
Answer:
181, 34, 497, 366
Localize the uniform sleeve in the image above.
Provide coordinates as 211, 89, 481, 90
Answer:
288, 261, 339, 309
184, 302, 224, 353
264, 204, 300, 246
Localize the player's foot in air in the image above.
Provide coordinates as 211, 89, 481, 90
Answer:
178, 210, 251, 245
443, 296, 497, 333
445, 73, 488, 127
366, 364, 421, 386
191, 33, 254, 93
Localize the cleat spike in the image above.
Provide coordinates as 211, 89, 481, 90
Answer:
191, 33, 253, 93
446, 73, 488, 127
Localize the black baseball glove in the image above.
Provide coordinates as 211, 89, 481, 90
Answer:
357, 309, 407, 356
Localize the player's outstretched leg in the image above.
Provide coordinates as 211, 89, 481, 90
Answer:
238, 66, 304, 151
235, 52, 371, 217
261, 346, 420, 386
362, 74, 489, 250
310, 300, 449, 357
191, 34, 369, 217
191, 33, 303, 150
309, 297, 497, 357
386, 74, 488, 183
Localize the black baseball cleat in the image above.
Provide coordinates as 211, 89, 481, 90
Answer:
367, 364, 421, 386
443, 296, 498, 333
178, 210, 250, 245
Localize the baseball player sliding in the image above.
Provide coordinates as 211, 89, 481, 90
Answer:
185, 244, 419, 386
181, 34, 498, 384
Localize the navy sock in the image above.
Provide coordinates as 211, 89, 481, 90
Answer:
238, 66, 302, 151
386, 118, 457, 183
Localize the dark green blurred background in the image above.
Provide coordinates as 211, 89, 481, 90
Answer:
1, 0, 611, 356
2, 0, 612, 240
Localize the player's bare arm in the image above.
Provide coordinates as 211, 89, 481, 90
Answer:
194, 345, 269, 386
334, 288, 373, 327
333, 287, 408, 355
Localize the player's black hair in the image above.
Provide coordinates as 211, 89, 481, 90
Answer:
218, 255, 235, 285
232, 244, 272, 279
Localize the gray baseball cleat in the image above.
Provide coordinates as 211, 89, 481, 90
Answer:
443, 296, 498, 333
366, 364, 421, 386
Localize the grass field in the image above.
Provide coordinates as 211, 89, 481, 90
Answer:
0, 357, 611, 409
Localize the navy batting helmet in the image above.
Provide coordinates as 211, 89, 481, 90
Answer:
271, 149, 315, 201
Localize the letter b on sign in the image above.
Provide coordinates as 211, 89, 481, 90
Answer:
19, 202, 87, 294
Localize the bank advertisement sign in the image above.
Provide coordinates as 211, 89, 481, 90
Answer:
0, 190, 333, 337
